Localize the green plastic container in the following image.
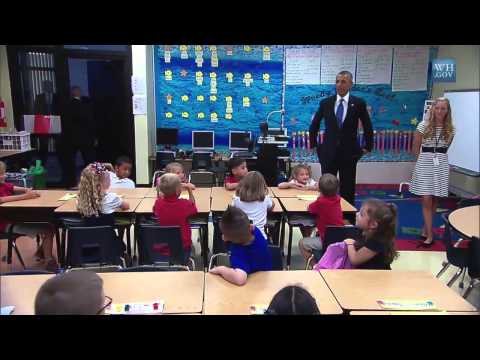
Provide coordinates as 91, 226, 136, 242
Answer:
28, 160, 47, 189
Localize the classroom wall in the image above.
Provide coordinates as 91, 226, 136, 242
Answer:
432, 45, 480, 98
0, 45, 14, 132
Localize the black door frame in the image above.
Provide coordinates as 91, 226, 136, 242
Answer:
6, 45, 136, 181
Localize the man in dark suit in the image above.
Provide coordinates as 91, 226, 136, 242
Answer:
33, 80, 62, 166
309, 71, 373, 212
60, 86, 96, 188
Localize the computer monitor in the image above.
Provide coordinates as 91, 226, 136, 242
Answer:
229, 131, 252, 151
156, 128, 179, 146
192, 131, 214, 151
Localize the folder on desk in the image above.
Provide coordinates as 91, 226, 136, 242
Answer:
377, 299, 438, 311
58, 193, 77, 201
296, 195, 317, 201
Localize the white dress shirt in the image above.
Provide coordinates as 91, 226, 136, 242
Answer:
335, 92, 350, 124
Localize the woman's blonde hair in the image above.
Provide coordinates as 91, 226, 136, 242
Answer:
236, 171, 268, 202
423, 97, 455, 143
357, 199, 399, 265
290, 164, 311, 181
77, 163, 108, 217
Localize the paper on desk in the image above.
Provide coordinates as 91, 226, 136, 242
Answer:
377, 299, 438, 311
106, 300, 165, 315
296, 195, 318, 201
250, 304, 268, 315
1, 306, 15, 315
58, 193, 77, 201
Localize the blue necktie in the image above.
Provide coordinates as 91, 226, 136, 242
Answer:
336, 98, 344, 128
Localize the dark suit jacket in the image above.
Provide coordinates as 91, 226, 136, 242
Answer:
309, 94, 373, 167
62, 97, 96, 147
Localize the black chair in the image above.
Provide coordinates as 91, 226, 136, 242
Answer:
137, 224, 195, 270
464, 236, 480, 299
436, 213, 469, 288
286, 214, 317, 269
208, 245, 283, 271
189, 171, 216, 187
152, 170, 166, 187
192, 152, 212, 171
306, 225, 361, 269
118, 265, 188, 272
4, 270, 55, 275
458, 198, 480, 208
65, 226, 125, 269
156, 151, 175, 171
0, 231, 26, 270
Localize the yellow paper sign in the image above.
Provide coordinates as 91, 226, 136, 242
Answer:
59, 193, 77, 201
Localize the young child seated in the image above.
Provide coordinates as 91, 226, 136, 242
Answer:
164, 162, 195, 191
343, 199, 398, 270
153, 173, 198, 259
299, 174, 344, 262
266, 285, 320, 315
105, 156, 135, 189
232, 171, 274, 240
0, 161, 58, 271
224, 157, 248, 190
35, 270, 108, 315
209, 206, 272, 286
77, 163, 130, 256
278, 164, 318, 190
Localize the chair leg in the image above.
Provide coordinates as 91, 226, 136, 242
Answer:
286, 224, 294, 270
459, 269, 467, 289
55, 227, 61, 265
436, 262, 451, 278
125, 226, 132, 266
12, 241, 26, 269
305, 255, 314, 270
447, 268, 463, 287
463, 279, 475, 299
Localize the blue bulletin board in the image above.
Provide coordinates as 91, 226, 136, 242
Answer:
153, 45, 436, 161
153, 45, 284, 147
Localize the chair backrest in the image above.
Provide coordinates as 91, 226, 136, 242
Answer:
190, 171, 216, 187
156, 151, 175, 171
138, 224, 187, 266
268, 245, 283, 270
118, 265, 188, 272
458, 198, 480, 208
323, 225, 361, 249
65, 226, 120, 268
467, 237, 480, 279
192, 152, 212, 171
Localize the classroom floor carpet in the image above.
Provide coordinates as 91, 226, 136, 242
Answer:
355, 184, 461, 252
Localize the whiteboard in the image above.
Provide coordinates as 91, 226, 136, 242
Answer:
445, 91, 480, 173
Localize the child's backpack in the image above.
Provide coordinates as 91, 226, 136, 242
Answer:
313, 241, 353, 270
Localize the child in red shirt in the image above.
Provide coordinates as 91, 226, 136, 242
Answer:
299, 173, 344, 261
224, 158, 248, 190
153, 173, 198, 258
0, 161, 57, 271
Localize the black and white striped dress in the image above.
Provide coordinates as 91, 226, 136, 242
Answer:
410, 121, 453, 197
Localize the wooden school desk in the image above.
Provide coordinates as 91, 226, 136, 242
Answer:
144, 187, 212, 199
203, 270, 342, 315
0, 274, 54, 315
135, 189, 212, 269
0, 271, 205, 315
350, 311, 480, 315
448, 205, 480, 239
270, 187, 322, 198
278, 196, 357, 268
320, 270, 478, 313
109, 187, 151, 199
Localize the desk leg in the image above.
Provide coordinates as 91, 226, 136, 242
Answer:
287, 223, 293, 270
280, 214, 285, 256
55, 227, 61, 266
126, 225, 132, 267
202, 223, 209, 271
60, 228, 66, 267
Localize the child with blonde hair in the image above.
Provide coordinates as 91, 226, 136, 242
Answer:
278, 164, 317, 190
343, 199, 399, 269
0, 161, 58, 271
164, 162, 195, 191
232, 171, 274, 240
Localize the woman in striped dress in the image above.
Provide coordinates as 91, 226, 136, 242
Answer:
410, 97, 455, 247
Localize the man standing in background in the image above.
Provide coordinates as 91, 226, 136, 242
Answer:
309, 71, 373, 214
59, 86, 96, 188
